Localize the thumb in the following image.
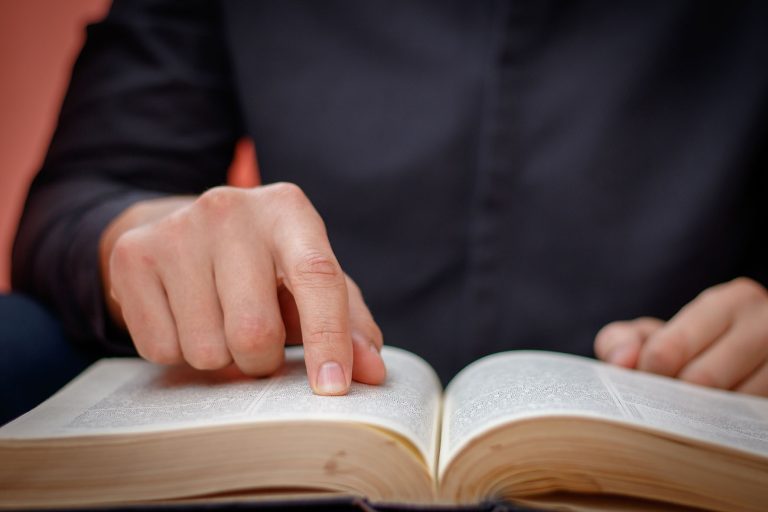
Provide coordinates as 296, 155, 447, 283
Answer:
594, 317, 663, 368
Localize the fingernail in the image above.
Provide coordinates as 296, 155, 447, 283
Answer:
316, 361, 347, 395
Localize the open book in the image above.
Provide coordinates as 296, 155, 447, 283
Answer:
1, 347, 767, 511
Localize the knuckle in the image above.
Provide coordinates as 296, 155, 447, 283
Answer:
304, 327, 347, 348
696, 285, 722, 305
196, 186, 243, 221
198, 186, 236, 209
110, 231, 149, 271
730, 277, 768, 302
267, 182, 308, 204
262, 182, 322, 223
228, 316, 285, 354
293, 252, 342, 284
700, 278, 767, 307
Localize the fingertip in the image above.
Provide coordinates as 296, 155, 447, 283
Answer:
351, 336, 387, 385
594, 323, 620, 359
302, 331, 353, 395
606, 342, 641, 368
235, 349, 285, 378
595, 323, 642, 368
313, 360, 350, 395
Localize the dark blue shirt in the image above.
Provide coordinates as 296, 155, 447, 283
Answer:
14, 1, 768, 382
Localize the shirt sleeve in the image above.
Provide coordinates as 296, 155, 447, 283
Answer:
12, 0, 243, 353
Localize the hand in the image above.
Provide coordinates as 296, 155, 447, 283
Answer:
99, 183, 386, 395
595, 277, 768, 397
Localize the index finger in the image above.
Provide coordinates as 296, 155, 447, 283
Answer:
266, 188, 353, 395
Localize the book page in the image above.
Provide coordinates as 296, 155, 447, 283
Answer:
439, 351, 768, 477
601, 363, 768, 454
0, 346, 442, 467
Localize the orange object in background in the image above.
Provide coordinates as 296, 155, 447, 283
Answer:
0, 1, 259, 292
0, 0, 110, 292
229, 138, 260, 189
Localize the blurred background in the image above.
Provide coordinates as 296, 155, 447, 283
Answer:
0, 0, 110, 292
0, 0, 256, 292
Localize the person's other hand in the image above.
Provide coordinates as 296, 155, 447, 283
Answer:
594, 277, 768, 397
99, 183, 386, 395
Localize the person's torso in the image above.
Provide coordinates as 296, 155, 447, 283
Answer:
220, 0, 768, 382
